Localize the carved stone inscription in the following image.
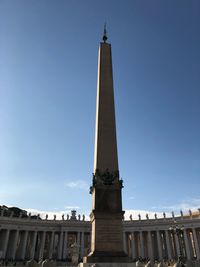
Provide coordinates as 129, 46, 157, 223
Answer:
95, 219, 123, 251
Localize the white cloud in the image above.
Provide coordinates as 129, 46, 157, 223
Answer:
25, 208, 90, 221
65, 180, 89, 190
124, 209, 171, 220
26, 208, 69, 220
151, 198, 200, 213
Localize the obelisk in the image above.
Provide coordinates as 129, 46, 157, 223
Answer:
83, 27, 130, 264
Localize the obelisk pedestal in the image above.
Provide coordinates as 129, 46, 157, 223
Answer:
84, 172, 129, 263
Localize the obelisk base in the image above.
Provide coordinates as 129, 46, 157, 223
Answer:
79, 263, 136, 267
83, 250, 131, 263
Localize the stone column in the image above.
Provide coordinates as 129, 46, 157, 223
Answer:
165, 230, 172, 260
77, 231, 80, 258
38, 231, 46, 260
30, 231, 37, 259
123, 232, 127, 254
147, 231, 153, 260
11, 230, 19, 260
62, 231, 68, 259
174, 233, 180, 259
156, 230, 162, 260
2, 229, 10, 259
192, 228, 200, 260
131, 232, 136, 260
183, 229, 191, 260
81, 231, 85, 258
139, 231, 145, 258
21, 231, 28, 260
48, 232, 54, 259
58, 231, 63, 260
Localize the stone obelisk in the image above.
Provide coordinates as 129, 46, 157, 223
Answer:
83, 28, 130, 264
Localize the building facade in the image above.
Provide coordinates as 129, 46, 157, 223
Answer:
0, 210, 200, 262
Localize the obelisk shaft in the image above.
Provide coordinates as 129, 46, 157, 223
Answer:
94, 42, 119, 174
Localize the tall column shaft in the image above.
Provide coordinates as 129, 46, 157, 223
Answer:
131, 232, 136, 259
62, 231, 68, 259
183, 229, 191, 260
21, 231, 28, 260
81, 231, 85, 258
2, 229, 10, 259
156, 231, 162, 260
174, 234, 180, 259
38, 232, 46, 260
139, 231, 145, 258
58, 231, 63, 260
123, 232, 127, 254
11, 230, 19, 260
93, 42, 118, 173
192, 228, 200, 259
30, 231, 37, 259
48, 232, 54, 259
147, 231, 153, 260
165, 230, 172, 260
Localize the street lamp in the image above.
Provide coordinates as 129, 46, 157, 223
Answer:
169, 224, 185, 265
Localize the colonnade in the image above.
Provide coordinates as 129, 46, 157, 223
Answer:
124, 227, 200, 261
0, 229, 90, 261
1, 212, 200, 262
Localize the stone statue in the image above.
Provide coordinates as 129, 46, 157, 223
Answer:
38, 260, 43, 267
130, 214, 132, 221
26, 259, 39, 267
53, 214, 56, 220
145, 260, 153, 267
78, 214, 81, 220
70, 242, 79, 265
154, 213, 157, 220
62, 214, 64, 220
189, 209, 192, 217
138, 214, 141, 220
136, 259, 143, 267
45, 214, 48, 220
158, 261, 166, 267
146, 213, 149, 220
172, 211, 174, 218
71, 210, 77, 220
163, 212, 166, 219
180, 210, 183, 218
41, 260, 56, 267
82, 214, 85, 221
41, 260, 47, 267
172, 262, 182, 267
67, 214, 69, 220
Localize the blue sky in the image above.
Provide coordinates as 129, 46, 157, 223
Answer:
1, 0, 200, 219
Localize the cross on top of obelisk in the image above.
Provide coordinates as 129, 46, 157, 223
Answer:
102, 23, 108, 43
